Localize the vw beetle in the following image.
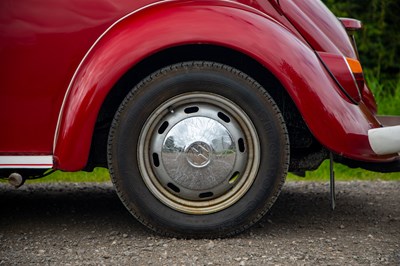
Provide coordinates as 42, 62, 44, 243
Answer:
1, 0, 399, 237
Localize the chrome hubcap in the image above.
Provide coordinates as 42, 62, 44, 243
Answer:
158, 116, 243, 199
138, 93, 260, 214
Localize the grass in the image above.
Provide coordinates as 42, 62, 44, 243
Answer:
288, 160, 400, 182
10, 160, 396, 184
26, 168, 111, 183
18, 159, 399, 184
365, 72, 400, 115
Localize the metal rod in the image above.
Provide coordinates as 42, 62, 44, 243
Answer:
330, 152, 336, 210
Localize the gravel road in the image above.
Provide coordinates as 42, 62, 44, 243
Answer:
0, 181, 399, 265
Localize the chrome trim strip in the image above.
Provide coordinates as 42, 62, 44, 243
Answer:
0, 156, 53, 169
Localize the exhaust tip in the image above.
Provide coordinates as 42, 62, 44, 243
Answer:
8, 173, 26, 188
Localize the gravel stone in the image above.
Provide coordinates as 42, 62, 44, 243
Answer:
0, 181, 399, 265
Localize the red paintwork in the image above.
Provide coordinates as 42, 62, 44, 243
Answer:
0, 0, 397, 171
279, 0, 357, 59
0, 0, 152, 154
362, 83, 378, 114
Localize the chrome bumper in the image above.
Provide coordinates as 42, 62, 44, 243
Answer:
368, 116, 400, 155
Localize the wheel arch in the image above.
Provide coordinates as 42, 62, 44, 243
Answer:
53, 1, 386, 171
86, 44, 316, 172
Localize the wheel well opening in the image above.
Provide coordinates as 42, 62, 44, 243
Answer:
86, 44, 325, 172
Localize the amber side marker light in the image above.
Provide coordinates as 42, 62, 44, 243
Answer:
345, 57, 365, 91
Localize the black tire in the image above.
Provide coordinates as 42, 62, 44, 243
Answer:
108, 61, 289, 238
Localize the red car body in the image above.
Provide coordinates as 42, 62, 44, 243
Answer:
1, 0, 399, 237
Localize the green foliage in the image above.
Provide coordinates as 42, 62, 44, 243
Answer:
324, 0, 399, 116
323, 0, 400, 83
366, 71, 400, 115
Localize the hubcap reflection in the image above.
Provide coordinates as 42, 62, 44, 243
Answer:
161, 117, 236, 193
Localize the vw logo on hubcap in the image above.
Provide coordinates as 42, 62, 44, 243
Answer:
185, 141, 212, 168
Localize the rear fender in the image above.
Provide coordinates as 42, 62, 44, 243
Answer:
54, 1, 390, 171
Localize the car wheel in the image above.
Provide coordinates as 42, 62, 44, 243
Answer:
108, 61, 289, 238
